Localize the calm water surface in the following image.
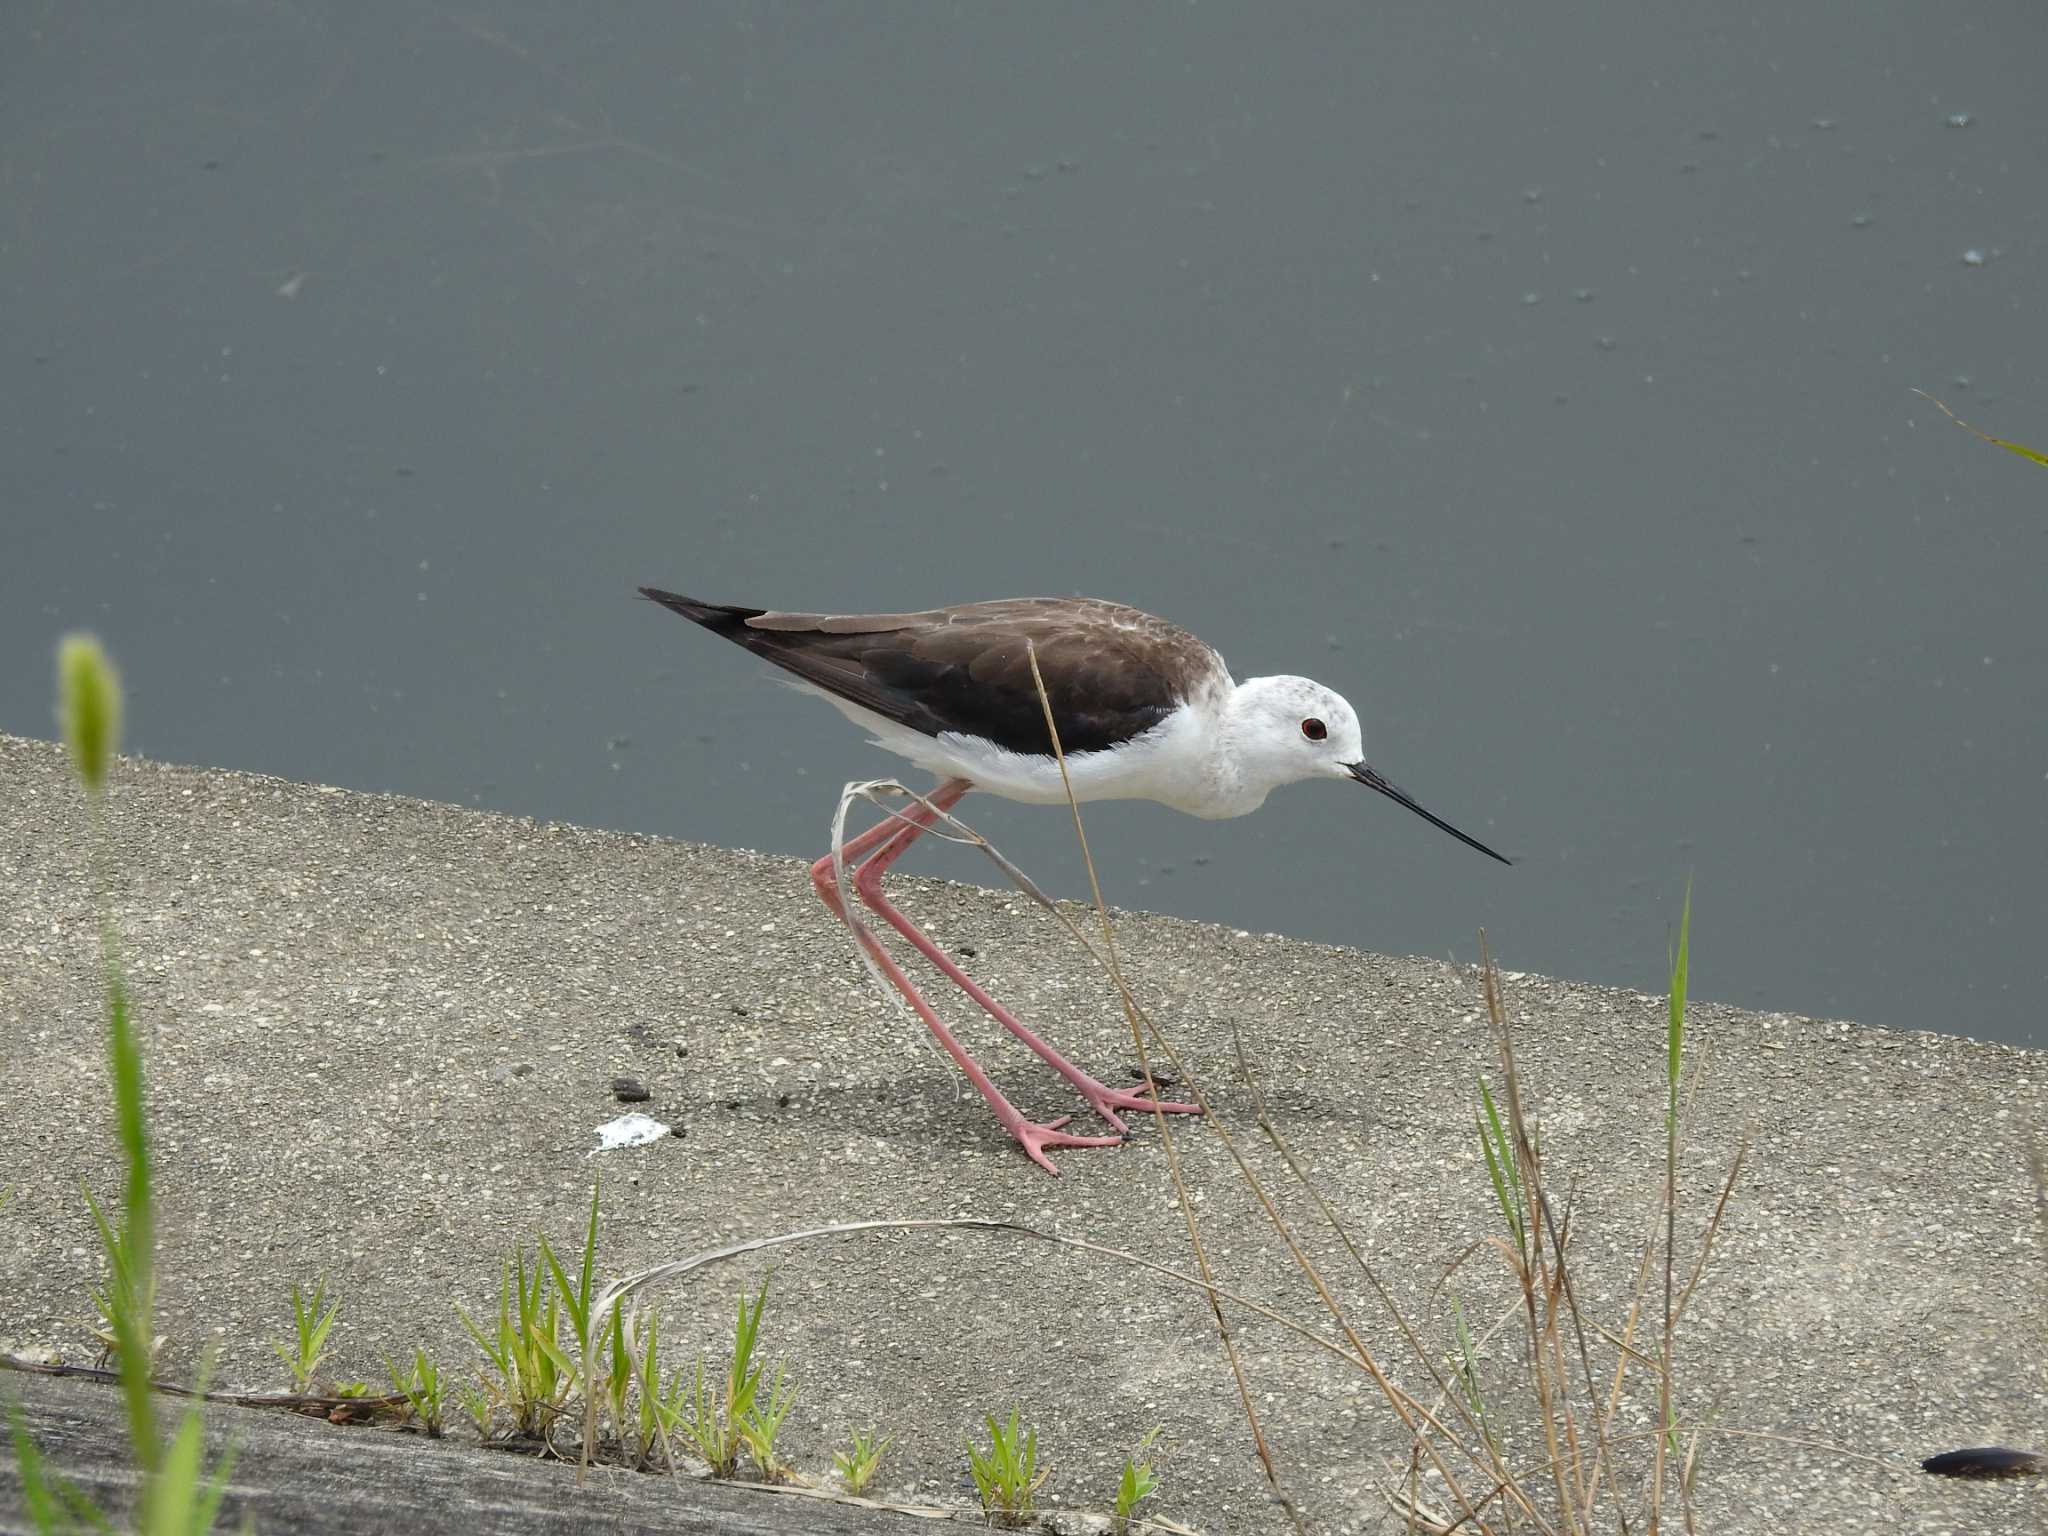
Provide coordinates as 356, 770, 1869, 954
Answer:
4, 5, 2043, 1046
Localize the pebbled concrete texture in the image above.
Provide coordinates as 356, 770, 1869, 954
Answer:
0, 730, 2043, 1534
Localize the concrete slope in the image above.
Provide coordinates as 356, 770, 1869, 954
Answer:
1, 734, 2041, 1533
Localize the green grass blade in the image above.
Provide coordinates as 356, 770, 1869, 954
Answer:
456, 1299, 509, 1378
100, 960, 160, 1480
529, 1322, 574, 1382
1475, 1079, 1525, 1252
139, 1397, 238, 1536
634, 1313, 663, 1447
538, 1236, 588, 1353
732, 1279, 765, 1378
145, 1405, 206, 1535
455, 1264, 517, 1378
79, 1186, 125, 1298
301, 1279, 338, 1361
188, 1437, 238, 1536
10, 1400, 73, 1531
1916, 389, 2048, 470
1450, 1294, 1497, 1454
725, 1279, 770, 1432
514, 1251, 541, 1336
577, 1184, 599, 1324
604, 1301, 629, 1417
1668, 879, 1692, 1128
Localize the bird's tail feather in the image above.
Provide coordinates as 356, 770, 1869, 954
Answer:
638, 587, 766, 632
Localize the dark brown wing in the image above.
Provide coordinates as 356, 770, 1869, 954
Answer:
640, 589, 1225, 755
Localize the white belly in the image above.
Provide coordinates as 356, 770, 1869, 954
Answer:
794, 682, 1258, 818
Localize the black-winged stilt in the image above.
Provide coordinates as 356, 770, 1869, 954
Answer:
643, 588, 1509, 1173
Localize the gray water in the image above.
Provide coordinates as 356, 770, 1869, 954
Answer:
5, 5, 2044, 1048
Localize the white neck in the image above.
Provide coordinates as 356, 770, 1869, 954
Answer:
1167, 680, 1289, 820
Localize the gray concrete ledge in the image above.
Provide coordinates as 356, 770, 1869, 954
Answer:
2, 1368, 932, 1534
1, 733, 2043, 1533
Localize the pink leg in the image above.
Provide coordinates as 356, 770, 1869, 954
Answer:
810, 780, 1121, 1175
848, 795, 1202, 1136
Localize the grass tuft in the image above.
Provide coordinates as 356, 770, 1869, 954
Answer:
1112, 1426, 1162, 1532
623, 1309, 692, 1470
442, 1191, 814, 1485
537, 1183, 605, 1466
456, 1249, 572, 1440
679, 1276, 793, 1480
385, 1349, 447, 1437
832, 1427, 892, 1496
1371, 908, 1748, 1532
272, 1277, 342, 1394
966, 1408, 1045, 1527
457, 1382, 493, 1439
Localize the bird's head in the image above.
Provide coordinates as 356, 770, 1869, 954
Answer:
1229, 675, 1366, 790
1229, 674, 1510, 864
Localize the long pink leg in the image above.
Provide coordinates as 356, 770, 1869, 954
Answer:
810, 779, 1121, 1175
848, 793, 1202, 1135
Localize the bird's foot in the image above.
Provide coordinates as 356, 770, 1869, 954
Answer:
1062, 1074, 1204, 1136
1001, 1113, 1125, 1177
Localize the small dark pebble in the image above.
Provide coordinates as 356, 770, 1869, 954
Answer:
610, 1077, 651, 1103
1130, 1067, 1178, 1086
957, 945, 977, 958
777, 1093, 792, 1108
725, 1098, 740, 1111
674, 1043, 689, 1059
1921, 1446, 2045, 1479
730, 1005, 750, 1017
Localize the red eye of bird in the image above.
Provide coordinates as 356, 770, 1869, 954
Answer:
1301, 717, 1328, 742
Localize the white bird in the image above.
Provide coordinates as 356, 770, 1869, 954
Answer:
644, 588, 1509, 1173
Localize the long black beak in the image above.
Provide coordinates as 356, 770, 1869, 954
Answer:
1347, 763, 1512, 865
